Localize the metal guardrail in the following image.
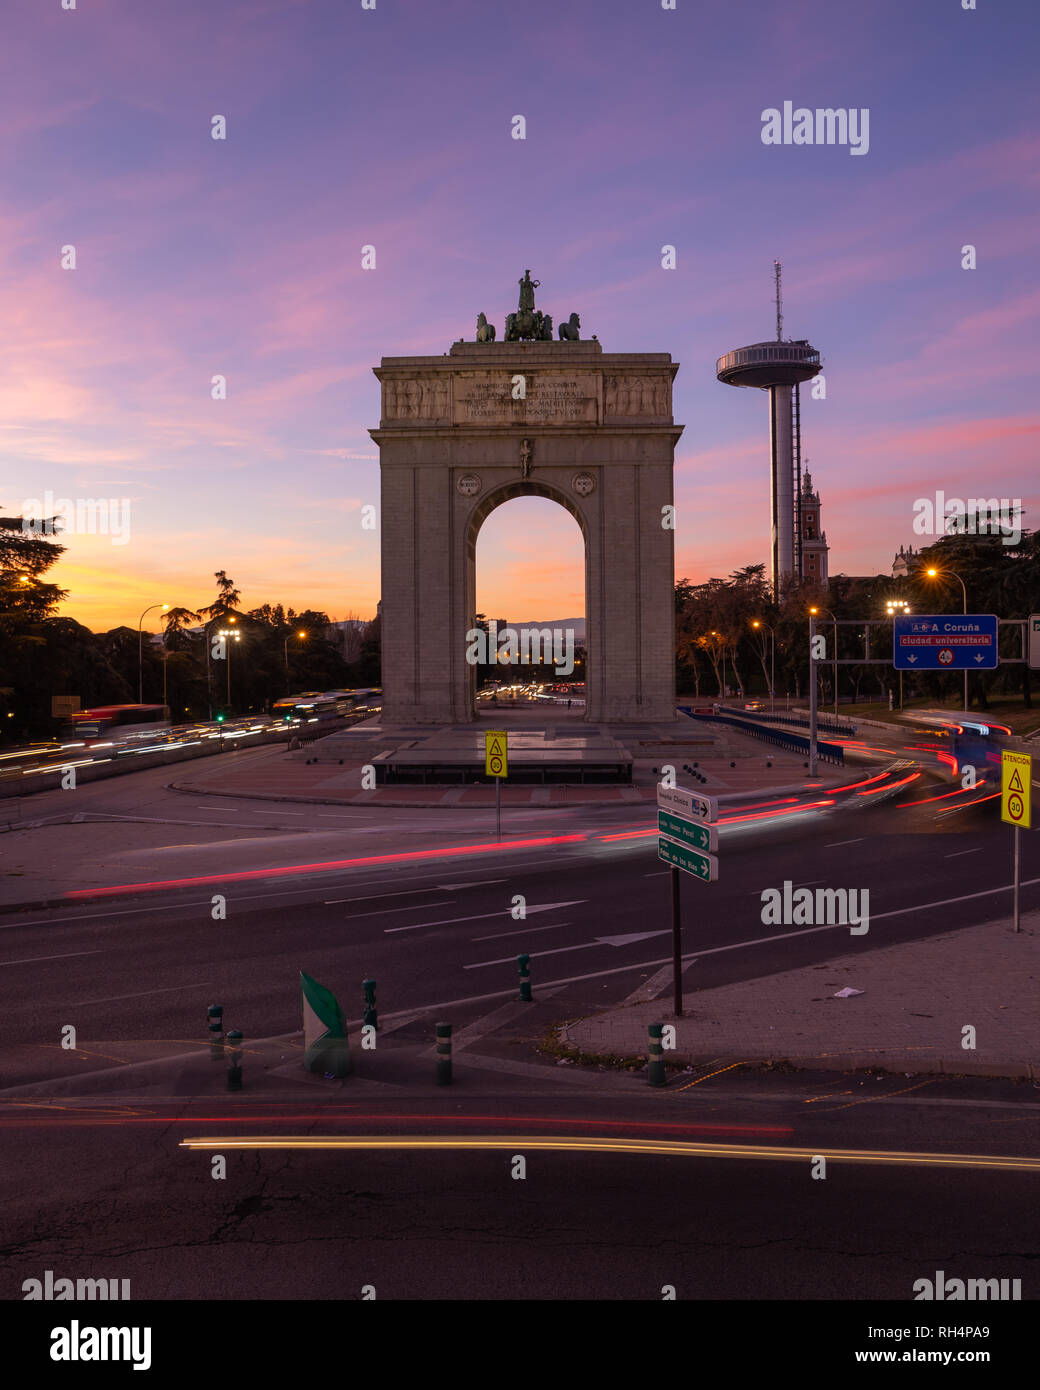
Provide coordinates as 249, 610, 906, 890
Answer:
679, 708, 845, 766
716, 705, 858, 738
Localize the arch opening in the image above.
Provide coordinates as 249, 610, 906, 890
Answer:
468, 486, 587, 721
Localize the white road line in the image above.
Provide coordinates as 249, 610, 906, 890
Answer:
0, 950, 101, 967
341, 900, 455, 921
323, 888, 449, 905
471, 920, 572, 943
64, 982, 210, 1007
385, 900, 587, 935
466, 938, 600, 969
945, 848, 982, 858
643, 871, 669, 877
825, 839, 865, 847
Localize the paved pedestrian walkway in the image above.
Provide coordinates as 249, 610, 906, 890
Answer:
559, 911, 1040, 1080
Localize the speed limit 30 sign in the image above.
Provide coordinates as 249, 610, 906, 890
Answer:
1001, 750, 1032, 828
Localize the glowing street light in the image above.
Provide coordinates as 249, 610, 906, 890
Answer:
283, 629, 307, 684
924, 566, 969, 712
751, 619, 776, 712
137, 603, 170, 704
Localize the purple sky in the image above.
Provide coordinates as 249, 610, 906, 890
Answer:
1, 0, 1037, 630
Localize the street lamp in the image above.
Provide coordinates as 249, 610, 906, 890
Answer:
283, 629, 307, 686
809, 605, 840, 716
217, 627, 241, 710
886, 601, 911, 709
751, 620, 776, 712
807, 608, 819, 775
137, 603, 170, 704
924, 566, 969, 712
710, 630, 728, 700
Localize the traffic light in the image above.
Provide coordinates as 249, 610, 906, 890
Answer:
215, 711, 226, 724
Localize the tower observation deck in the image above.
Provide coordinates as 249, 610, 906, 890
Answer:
717, 324, 822, 599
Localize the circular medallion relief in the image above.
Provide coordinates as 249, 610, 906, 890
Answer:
572, 472, 596, 497
456, 473, 482, 498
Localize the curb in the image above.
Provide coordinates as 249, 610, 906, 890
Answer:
555, 1031, 1039, 1082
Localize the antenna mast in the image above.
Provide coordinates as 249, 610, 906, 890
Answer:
774, 259, 783, 341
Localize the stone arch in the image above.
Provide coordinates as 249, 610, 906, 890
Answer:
372, 337, 681, 725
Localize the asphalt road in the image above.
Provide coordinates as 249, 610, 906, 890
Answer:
2, 1067, 1038, 1301
0, 761, 1036, 1087
2, 745, 1038, 1305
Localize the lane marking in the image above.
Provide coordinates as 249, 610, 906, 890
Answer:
945, 849, 982, 858
0, 950, 101, 967
323, 888, 452, 905
825, 839, 865, 848
385, 900, 587, 935
63, 982, 210, 1007
466, 937, 600, 968
472, 920, 573, 943
341, 900, 455, 921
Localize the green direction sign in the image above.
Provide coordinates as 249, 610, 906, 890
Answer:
658, 835, 718, 882
658, 811, 717, 853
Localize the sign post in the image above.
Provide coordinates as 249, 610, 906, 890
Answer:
485, 729, 508, 839
1028, 615, 1040, 671
1001, 750, 1032, 933
657, 785, 719, 1017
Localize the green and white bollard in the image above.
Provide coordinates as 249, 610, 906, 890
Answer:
517, 953, 532, 1002
362, 978, 377, 1031
226, 1029, 243, 1091
208, 1004, 224, 1062
435, 1022, 452, 1086
647, 1023, 666, 1087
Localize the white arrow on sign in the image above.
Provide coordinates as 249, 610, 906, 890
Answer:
974, 654, 984, 663
595, 931, 672, 947
907, 655, 917, 664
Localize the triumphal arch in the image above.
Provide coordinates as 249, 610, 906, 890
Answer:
371, 272, 683, 724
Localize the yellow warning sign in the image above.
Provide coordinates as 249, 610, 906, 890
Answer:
485, 729, 508, 779
1001, 750, 1032, 828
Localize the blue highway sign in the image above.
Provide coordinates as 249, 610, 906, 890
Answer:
893, 614, 998, 671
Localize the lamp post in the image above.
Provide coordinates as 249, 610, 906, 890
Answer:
809, 605, 839, 717
886, 600, 911, 709
137, 603, 169, 704
807, 610, 818, 775
217, 627, 241, 711
925, 567, 969, 712
752, 620, 776, 712
283, 629, 307, 687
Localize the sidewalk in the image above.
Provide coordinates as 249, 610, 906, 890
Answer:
558, 911, 1040, 1080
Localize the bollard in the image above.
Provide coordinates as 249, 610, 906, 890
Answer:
517, 953, 532, 1003
207, 1004, 224, 1062
362, 978, 377, 1031
225, 1029, 243, 1091
435, 1022, 452, 1086
647, 1023, 666, 1087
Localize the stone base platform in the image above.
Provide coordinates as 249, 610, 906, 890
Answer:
303, 707, 759, 787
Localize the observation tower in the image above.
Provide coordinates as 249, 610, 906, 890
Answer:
716, 263, 821, 600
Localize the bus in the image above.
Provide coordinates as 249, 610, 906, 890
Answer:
272, 692, 355, 723
58, 704, 172, 745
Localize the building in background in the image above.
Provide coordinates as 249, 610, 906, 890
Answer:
798, 471, 829, 584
